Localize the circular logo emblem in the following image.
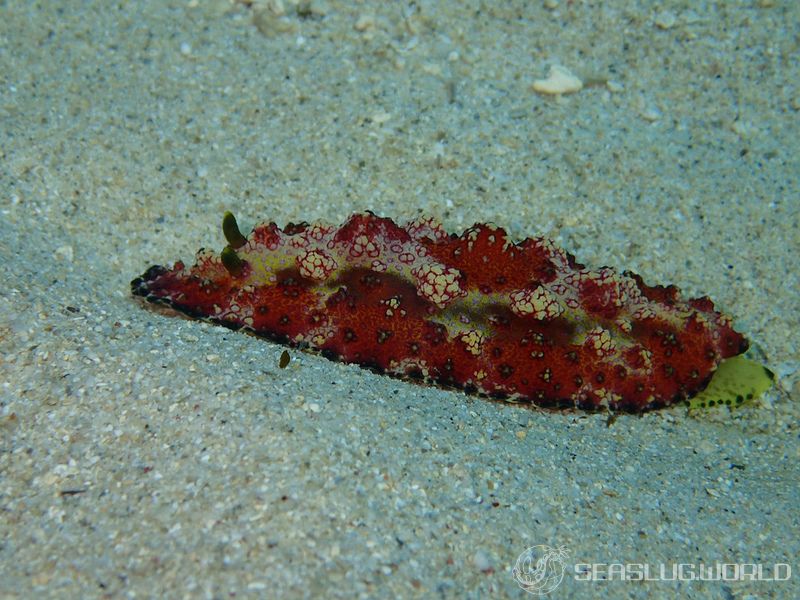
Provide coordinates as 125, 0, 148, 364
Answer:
512, 545, 569, 595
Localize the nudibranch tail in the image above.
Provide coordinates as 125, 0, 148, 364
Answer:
132, 211, 754, 412
687, 355, 774, 411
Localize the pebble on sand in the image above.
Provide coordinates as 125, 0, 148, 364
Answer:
532, 65, 583, 95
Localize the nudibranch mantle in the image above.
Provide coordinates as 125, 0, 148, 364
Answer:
132, 211, 749, 412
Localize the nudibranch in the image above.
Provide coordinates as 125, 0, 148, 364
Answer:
132, 211, 751, 412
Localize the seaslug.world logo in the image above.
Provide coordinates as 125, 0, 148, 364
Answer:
512, 545, 570, 595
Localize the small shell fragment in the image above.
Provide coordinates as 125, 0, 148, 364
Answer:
532, 65, 583, 96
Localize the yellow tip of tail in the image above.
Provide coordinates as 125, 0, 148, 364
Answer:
687, 356, 775, 411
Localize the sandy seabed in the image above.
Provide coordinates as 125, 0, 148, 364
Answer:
1, 1, 798, 598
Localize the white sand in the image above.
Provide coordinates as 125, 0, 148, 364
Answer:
1, 1, 798, 597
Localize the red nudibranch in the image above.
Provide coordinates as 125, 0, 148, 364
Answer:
132, 211, 749, 412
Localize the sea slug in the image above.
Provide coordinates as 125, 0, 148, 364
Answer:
132, 211, 750, 412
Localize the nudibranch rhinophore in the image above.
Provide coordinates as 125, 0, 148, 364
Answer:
132, 211, 751, 412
